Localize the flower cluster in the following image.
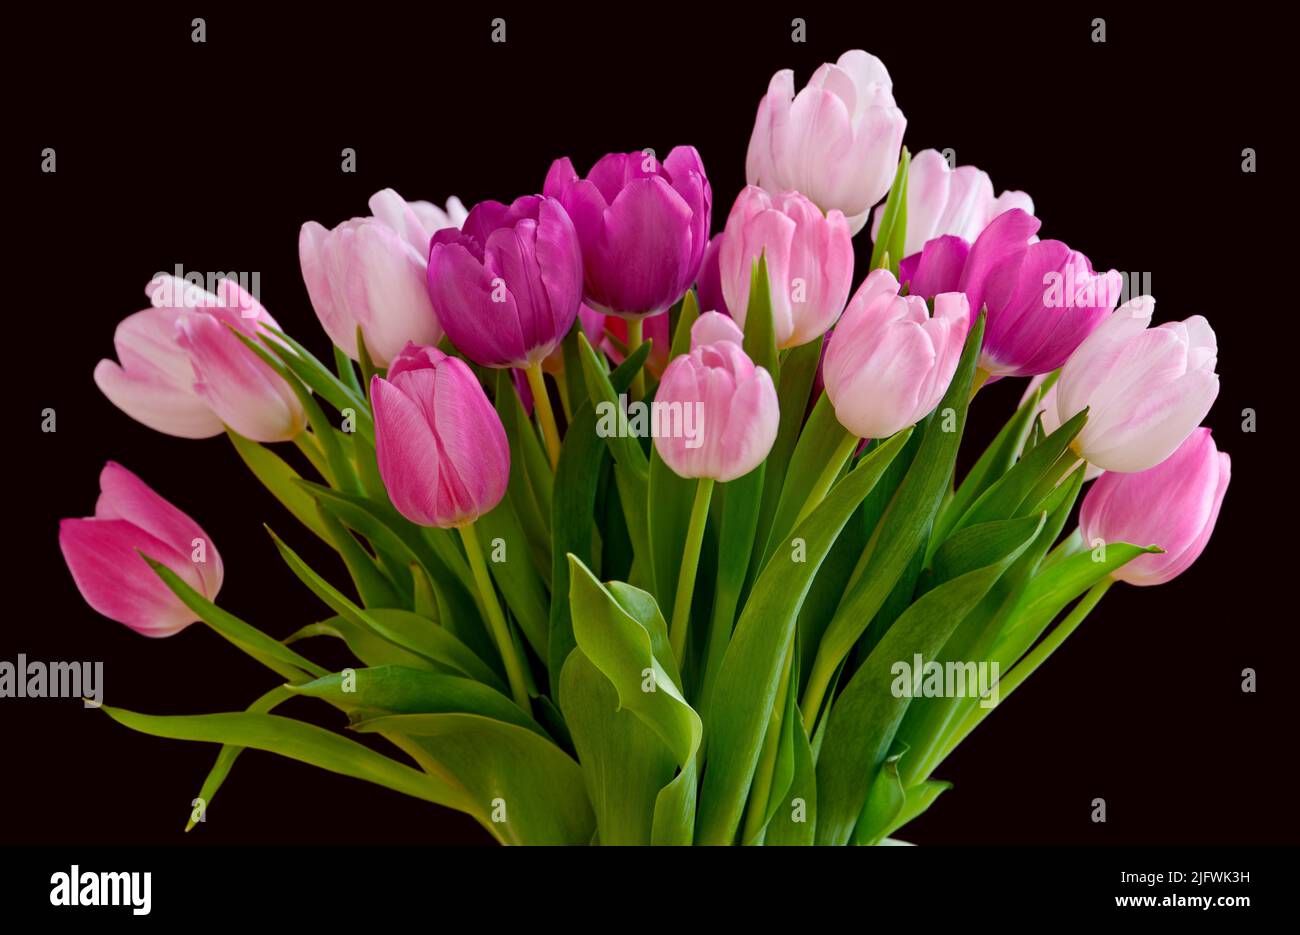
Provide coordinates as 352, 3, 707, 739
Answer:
61, 48, 1228, 846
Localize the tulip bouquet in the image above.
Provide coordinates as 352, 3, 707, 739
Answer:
60, 49, 1228, 845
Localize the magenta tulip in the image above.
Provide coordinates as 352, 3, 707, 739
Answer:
370, 344, 509, 528
300, 188, 446, 367
654, 337, 778, 483
720, 186, 854, 349
544, 146, 712, 317
59, 462, 222, 637
746, 50, 906, 234
1079, 428, 1230, 586
870, 148, 1033, 259
426, 194, 583, 368
902, 209, 1122, 378
822, 269, 969, 439
1055, 296, 1220, 473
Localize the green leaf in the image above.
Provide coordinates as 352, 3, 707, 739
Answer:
333, 344, 364, 397
494, 369, 552, 577
869, 147, 911, 275
759, 712, 816, 845
256, 324, 373, 442
804, 312, 985, 726
313, 504, 403, 609
578, 331, 649, 478
351, 712, 594, 845
141, 555, 326, 682
284, 617, 442, 673
559, 650, 676, 845
472, 495, 551, 660
694, 428, 912, 845
814, 510, 1044, 845
549, 349, 645, 694
267, 530, 505, 691
102, 706, 474, 816
288, 665, 546, 737
186, 685, 294, 831
853, 748, 906, 847
930, 377, 1047, 554
227, 430, 332, 545
741, 254, 779, 378
748, 337, 823, 586
861, 779, 951, 845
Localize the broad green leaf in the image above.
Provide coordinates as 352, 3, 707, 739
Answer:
142, 556, 325, 682
549, 348, 647, 694
861, 779, 951, 845
695, 428, 912, 845
759, 711, 816, 845
473, 494, 551, 660
560, 650, 676, 845
853, 749, 906, 846
352, 712, 594, 845
814, 511, 1044, 845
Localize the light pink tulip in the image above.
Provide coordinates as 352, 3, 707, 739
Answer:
870, 149, 1034, 258
690, 311, 744, 348
746, 50, 906, 234
300, 188, 446, 366
720, 186, 853, 349
654, 339, 778, 482
59, 462, 222, 637
822, 269, 969, 439
371, 343, 509, 528
95, 275, 304, 442
1055, 296, 1219, 472
1079, 428, 1230, 586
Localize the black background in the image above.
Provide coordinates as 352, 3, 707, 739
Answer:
6, 6, 1294, 847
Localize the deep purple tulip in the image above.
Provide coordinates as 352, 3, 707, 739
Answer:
426, 195, 583, 368
901, 209, 1122, 378
544, 147, 712, 317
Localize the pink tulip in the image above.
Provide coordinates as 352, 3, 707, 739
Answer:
1055, 296, 1219, 472
95, 275, 304, 442
690, 311, 745, 348
59, 462, 222, 637
544, 147, 711, 317
300, 188, 445, 366
870, 148, 1034, 259
720, 186, 854, 350
822, 269, 969, 439
1079, 428, 1230, 586
902, 209, 1122, 378
371, 343, 509, 528
654, 338, 778, 482
746, 50, 906, 234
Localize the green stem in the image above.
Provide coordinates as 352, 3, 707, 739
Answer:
457, 523, 532, 713
523, 362, 562, 470
668, 477, 715, 665
626, 317, 646, 400
920, 576, 1114, 780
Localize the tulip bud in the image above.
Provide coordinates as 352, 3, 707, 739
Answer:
720, 187, 854, 350
1055, 296, 1219, 473
746, 50, 906, 235
690, 311, 745, 348
299, 188, 446, 367
544, 146, 712, 317
653, 339, 778, 482
822, 269, 969, 439
96, 275, 305, 443
1079, 428, 1230, 586
902, 209, 1122, 378
427, 195, 583, 368
371, 344, 509, 528
870, 149, 1034, 259
59, 462, 223, 637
